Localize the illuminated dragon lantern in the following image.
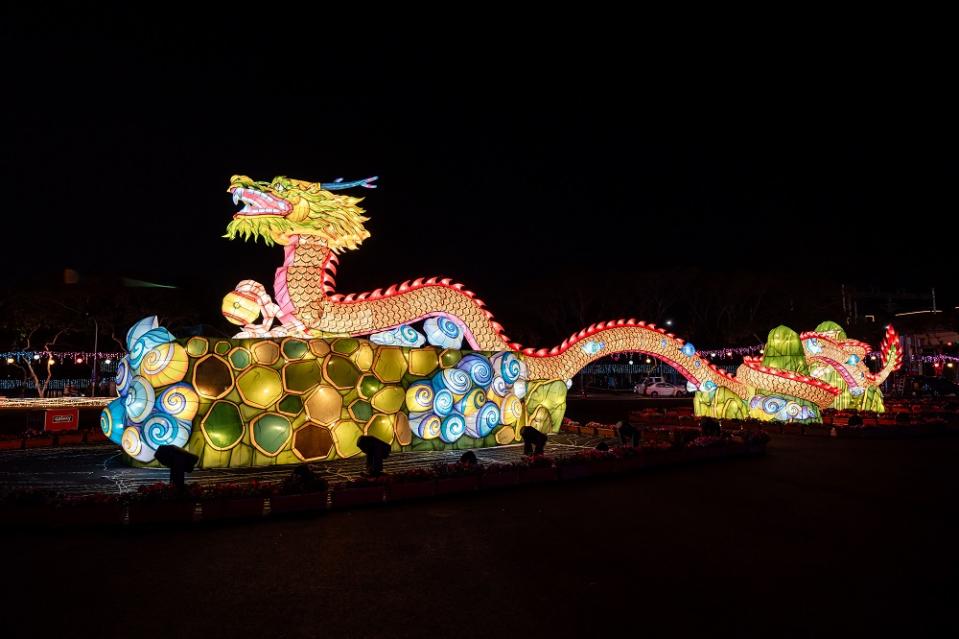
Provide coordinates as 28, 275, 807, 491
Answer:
221, 175, 901, 419
98, 175, 903, 469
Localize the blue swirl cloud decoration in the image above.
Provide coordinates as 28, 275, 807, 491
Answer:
404, 350, 528, 444
100, 316, 194, 463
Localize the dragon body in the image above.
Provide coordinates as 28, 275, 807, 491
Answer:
222, 175, 902, 420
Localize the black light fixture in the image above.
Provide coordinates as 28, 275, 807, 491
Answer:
617, 419, 639, 447
356, 435, 391, 476
520, 426, 547, 456
699, 416, 721, 437
154, 445, 199, 492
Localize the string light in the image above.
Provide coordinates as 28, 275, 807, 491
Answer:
918, 354, 959, 365
5, 357, 13, 364
2, 351, 123, 364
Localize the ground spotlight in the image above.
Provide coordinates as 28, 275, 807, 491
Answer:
699, 416, 721, 437
356, 435, 391, 476
520, 426, 547, 456
617, 418, 639, 447
154, 445, 199, 492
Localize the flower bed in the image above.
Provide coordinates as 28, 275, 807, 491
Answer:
432, 462, 482, 495
520, 455, 558, 483
269, 468, 329, 515
479, 464, 522, 490
330, 477, 386, 509
24, 435, 55, 449
385, 472, 436, 501
270, 491, 329, 514
56, 432, 85, 446
125, 482, 198, 525
55, 494, 124, 526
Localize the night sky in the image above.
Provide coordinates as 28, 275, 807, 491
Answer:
3, 11, 956, 345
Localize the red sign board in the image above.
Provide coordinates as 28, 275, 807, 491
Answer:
44, 408, 79, 432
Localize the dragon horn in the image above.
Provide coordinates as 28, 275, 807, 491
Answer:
323, 176, 378, 190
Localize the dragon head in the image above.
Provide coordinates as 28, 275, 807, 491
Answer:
224, 175, 372, 251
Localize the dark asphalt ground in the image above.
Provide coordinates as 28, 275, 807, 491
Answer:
2, 433, 957, 638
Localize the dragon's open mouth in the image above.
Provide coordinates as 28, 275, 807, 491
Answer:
230, 187, 293, 217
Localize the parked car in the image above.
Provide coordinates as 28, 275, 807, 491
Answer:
634, 376, 666, 394
644, 381, 685, 397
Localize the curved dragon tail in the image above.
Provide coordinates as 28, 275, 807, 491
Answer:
872, 324, 903, 385
521, 320, 749, 399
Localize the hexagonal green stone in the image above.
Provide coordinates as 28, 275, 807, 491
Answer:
237, 366, 284, 409
440, 349, 462, 368
358, 374, 383, 399
324, 355, 360, 389
229, 348, 252, 370
283, 360, 321, 394
252, 413, 292, 455
371, 385, 405, 414
332, 338, 359, 355
366, 414, 394, 443
202, 401, 244, 450
278, 395, 304, 416
282, 338, 310, 360
193, 355, 234, 400
214, 340, 231, 355
348, 399, 373, 422
186, 337, 209, 358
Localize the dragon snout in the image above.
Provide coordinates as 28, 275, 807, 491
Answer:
230, 187, 293, 217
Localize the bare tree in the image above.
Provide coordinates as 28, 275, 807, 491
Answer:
9, 327, 73, 398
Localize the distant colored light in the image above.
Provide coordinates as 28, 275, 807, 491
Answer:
5, 357, 13, 364
948, 362, 955, 368
665, 319, 673, 326
645, 357, 652, 364
76, 357, 83, 363
48, 358, 55, 365
33, 354, 40, 360
104, 359, 111, 364
628, 360, 634, 365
